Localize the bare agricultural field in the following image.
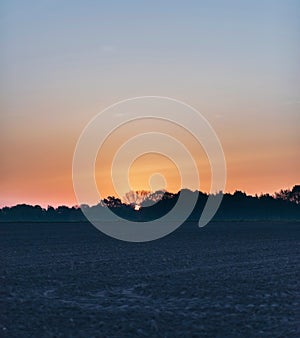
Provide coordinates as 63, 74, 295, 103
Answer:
1, 221, 300, 337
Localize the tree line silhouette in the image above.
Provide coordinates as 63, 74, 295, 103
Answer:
1, 186, 299, 222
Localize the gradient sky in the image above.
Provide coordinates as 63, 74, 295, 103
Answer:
1, 0, 299, 207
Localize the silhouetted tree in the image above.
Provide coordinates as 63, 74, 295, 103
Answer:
1, 186, 299, 222
275, 185, 300, 204
291, 185, 300, 204
275, 189, 291, 201
103, 196, 123, 208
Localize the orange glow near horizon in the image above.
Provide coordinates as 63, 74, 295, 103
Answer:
94, 118, 212, 205
1, 114, 298, 208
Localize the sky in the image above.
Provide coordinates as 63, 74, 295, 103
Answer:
1, 0, 299, 207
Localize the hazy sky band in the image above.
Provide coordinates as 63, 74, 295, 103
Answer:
1, 0, 299, 207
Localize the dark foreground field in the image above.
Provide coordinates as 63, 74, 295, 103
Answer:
1, 221, 300, 337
